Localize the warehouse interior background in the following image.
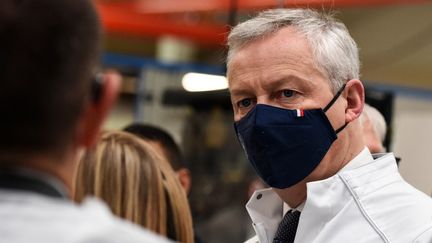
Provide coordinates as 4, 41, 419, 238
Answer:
93, 0, 432, 241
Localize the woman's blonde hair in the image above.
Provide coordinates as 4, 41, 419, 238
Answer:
74, 131, 194, 243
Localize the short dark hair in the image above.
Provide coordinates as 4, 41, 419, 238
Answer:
123, 123, 185, 171
0, 0, 101, 156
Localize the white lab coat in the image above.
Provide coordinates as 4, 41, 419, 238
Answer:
245, 150, 432, 243
0, 189, 170, 243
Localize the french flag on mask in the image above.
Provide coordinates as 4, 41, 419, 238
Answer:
296, 109, 304, 117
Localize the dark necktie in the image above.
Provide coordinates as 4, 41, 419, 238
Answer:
273, 210, 301, 243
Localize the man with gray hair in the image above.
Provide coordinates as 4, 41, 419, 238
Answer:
361, 104, 387, 153
227, 8, 432, 243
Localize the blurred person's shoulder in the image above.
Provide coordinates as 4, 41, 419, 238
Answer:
76, 197, 171, 243
0, 190, 170, 243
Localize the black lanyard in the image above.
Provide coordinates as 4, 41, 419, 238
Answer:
0, 169, 67, 199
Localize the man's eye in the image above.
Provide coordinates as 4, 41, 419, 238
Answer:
238, 98, 252, 108
282, 90, 294, 98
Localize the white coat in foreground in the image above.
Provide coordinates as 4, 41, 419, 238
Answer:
0, 190, 171, 243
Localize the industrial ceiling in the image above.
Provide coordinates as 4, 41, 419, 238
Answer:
96, 0, 432, 91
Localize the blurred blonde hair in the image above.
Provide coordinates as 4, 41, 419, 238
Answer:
74, 131, 194, 243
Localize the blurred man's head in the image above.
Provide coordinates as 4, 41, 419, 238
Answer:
124, 123, 191, 194
360, 104, 387, 153
0, 0, 99, 157
0, 0, 120, 190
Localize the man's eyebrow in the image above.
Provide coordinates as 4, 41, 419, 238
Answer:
229, 88, 252, 98
229, 75, 314, 98
228, 78, 254, 97
263, 75, 312, 90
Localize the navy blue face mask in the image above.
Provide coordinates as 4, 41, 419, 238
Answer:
234, 84, 347, 189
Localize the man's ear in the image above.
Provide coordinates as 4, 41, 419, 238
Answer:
76, 71, 121, 148
176, 168, 192, 195
344, 79, 364, 123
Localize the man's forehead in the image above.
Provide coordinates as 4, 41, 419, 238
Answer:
228, 41, 326, 94
229, 27, 306, 59
228, 27, 315, 70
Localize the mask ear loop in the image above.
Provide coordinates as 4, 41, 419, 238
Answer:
334, 123, 348, 134
322, 83, 348, 135
323, 83, 347, 113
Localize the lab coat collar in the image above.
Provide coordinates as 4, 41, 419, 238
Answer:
246, 152, 397, 243
280, 147, 372, 216
295, 152, 398, 242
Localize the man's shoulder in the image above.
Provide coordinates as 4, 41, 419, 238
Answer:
0, 191, 170, 243
77, 218, 170, 243
413, 224, 432, 243
340, 154, 432, 241
79, 198, 170, 243
342, 153, 432, 212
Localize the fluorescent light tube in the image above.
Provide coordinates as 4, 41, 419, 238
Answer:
182, 72, 228, 92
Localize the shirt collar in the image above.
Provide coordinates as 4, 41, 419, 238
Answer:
283, 201, 305, 214
282, 147, 373, 214
0, 167, 69, 199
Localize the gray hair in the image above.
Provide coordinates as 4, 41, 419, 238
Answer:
227, 8, 360, 93
361, 104, 387, 143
